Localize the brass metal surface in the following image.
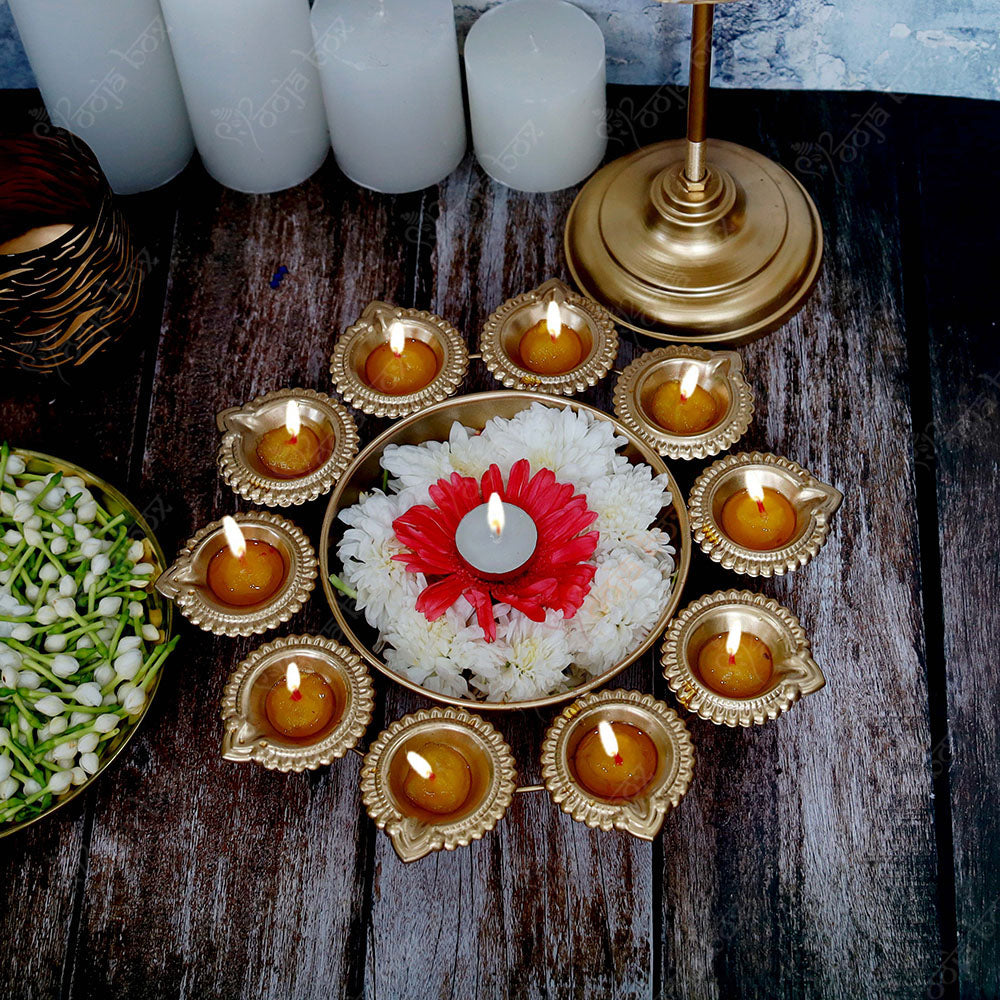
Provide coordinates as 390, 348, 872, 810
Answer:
360, 706, 517, 863
216, 387, 359, 507
329, 300, 469, 419
540, 689, 694, 840
688, 451, 842, 576
479, 277, 618, 395
318, 391, 691, 711
220, 634, 374, 771
661, 589, 825, 726
1, 450, 173, 838
612, 345, 754, 460
155, 512, 317, 637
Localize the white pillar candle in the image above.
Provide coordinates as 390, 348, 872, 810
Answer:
465, 0, 607, 193
8, 0, 194, 195
159, 0, 329, 194
455, 497, 538, 579
310, 0, 466, 193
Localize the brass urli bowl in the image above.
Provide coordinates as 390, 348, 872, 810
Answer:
318, 391, 692, 712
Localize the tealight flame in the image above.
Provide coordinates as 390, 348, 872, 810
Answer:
388, 321, 406, 358
286, 661, 302, 701
221, 515, 247, 560
598, 720, 624, 766
679, 365, 700, 403
487, 492, 505, 540
406, 750, 434, 781
546, 300, 562, 342
284, 399, 301, 443
746, 471, 767, 514
725, 621, 742, 665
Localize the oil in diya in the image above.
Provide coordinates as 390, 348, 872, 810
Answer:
649, 365, 719, 435
721, 471, 797, 550
265, 661, 337, 739
697, 621, 774, 698
518, 301, 584, 376
364, 321, 439, 396
401, 745, 473, 815
573, 720, 658, 800
255, 400, 324, 479
207, 516, 286, 607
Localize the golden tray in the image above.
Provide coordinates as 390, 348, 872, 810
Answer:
319, 391, 691, 712
0, 449, 174, 838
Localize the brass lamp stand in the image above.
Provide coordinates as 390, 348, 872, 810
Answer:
564, 2, 823, 344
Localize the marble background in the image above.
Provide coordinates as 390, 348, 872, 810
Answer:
1, 0, 997, 100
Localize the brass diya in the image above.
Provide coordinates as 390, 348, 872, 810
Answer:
329, 300, 469, 419
155, 512, 318, 637
479, 278, 618, 395
220, 634, 374, 771
360, 706, 517, 862
541, 689, 694, 840
662, 589, 825, 727
689, 451, 842, 577
613, 345, 754, 460
216, 387, 359, 507
318, 391, 692, 712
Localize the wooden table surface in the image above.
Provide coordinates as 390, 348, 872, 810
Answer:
1, 86, 997, 1000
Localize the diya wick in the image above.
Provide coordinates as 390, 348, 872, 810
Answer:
541, 689, 694, 840
329, 300, 469, 419
479, 278, 618, 395
688, 451, 842, 577
155, 512, 318, 637
216, 387, 359, 507
662, 589, 826, 727
613, 345, 754, 460
220, 634, 374, 771
360, 706, 517, 862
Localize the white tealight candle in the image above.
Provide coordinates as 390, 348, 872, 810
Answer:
310, 0, 466, 193
8, 0, 195, 195
455, 497, 538, 579
159, 0, 329, 194
465, 0, 607, 193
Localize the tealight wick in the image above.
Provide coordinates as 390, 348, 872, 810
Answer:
725, 621, 742, 666
284, 399, 301, 445
221, 515, 247, 561
546, 300, 562, 343
406, 749, 435, 781
746, 472, 767, 515
487, 492, 505, 542
286, 661, 303, 702
679, 365, 699, 404
388, 320, 406, 358
598, 720, 623, 767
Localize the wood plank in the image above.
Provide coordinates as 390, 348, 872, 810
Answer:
652, 89, 943, 998
68, 157, 422, 1000
0, 90, 179, 1000
913, 94, 1000, 1000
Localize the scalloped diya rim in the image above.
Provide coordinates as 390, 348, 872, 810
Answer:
318, 390, 693, 712
329, 300, 470, 419
360, 706, 518, 862
220, 634, 375, 771
688, 451, 843, 577
661, 589, 826, 727
154, 512, 318, 637
216, 387, 360, 507
540, 689, 695, 840
479, 277, 619, 396
612, 345, 755, 460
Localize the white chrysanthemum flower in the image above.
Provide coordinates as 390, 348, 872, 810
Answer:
587, 463, 672, 550
478, 403, 626, 487
380, 423, 493, 503
474, 611, 573, 702
567, 548, 672, 676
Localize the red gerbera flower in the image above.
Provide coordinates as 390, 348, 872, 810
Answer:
392, 459, 599, 642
